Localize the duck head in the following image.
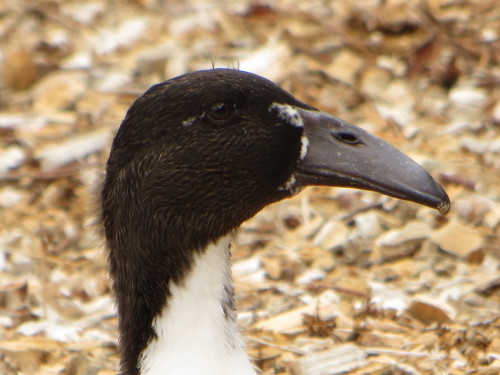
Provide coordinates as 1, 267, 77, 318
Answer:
105, 69, 449, 242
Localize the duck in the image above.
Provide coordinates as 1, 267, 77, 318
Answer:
100, 68, 450, 375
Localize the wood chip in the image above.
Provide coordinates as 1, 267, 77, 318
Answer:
290, 344, 367, 375
255, 302, 339, 335
430, 220, 484, 259
375, 221, 431, 247
35, 129, 111, 170
408, 297, 455, 324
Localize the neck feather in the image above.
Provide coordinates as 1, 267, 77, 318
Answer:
138, 235, 255, 375
102, 158, 267, 374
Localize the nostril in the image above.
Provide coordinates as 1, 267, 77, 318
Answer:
332, 131, 363, 145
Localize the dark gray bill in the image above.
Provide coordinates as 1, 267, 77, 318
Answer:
295, 109, 450, 214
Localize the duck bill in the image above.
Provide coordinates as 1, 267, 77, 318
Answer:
294, 109, 450, 214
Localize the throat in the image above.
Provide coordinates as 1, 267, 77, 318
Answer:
138, 235, 255, 375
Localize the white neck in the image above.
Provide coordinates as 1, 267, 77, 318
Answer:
138, 235, 256, 375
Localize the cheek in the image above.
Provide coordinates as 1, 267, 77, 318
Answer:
271, 128, 303, 169
205, 122, 303, 181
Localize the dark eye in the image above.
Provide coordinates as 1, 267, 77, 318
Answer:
332, 131, 363, 145
207, 103, 233, 121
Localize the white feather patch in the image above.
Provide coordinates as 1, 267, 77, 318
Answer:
139, 235, 256, 375
269, 103, 304, 127
182, 112, 205, 126
300, 135, 309, 160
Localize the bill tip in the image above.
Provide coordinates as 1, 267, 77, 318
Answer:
437, 200, 451, 215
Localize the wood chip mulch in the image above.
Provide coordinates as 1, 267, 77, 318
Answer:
0, 1, 498, 374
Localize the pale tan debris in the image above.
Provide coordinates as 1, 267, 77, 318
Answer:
475, 367, 500, 375
232, 256, 262, 277
490, 337, 500, 355
34, 128, 111, 170
239, 41, 291, 82
448, 82, 488, 131
62, 51, 94, 70
234, 269, 267, 285
297, 215, 325, 239
0, 280, 27, 310
461, 135, 500, 155
430, 220, 484, 259
296, 268, 326, 285
0, 338, 63, 374
61, 1, 105, 24
353, 212, 382, 239
93, 18, 149, 55
493, 101, 500, 123
136, 44, 175, 78
375, 221, 431, 247
376, 55, 407, 77
325, 49, 364, 84
0, 114, 47, 131
1, 48, 39, 90
484, 205, 500, 230
454, 196, 496, 224
237, 311, 268, 327
312, 219, 350, 250
262, 256, 283, 280
32, 72, 88, 113
64, 355, 96, 375
290, 344, 367, 375
0, 146, 26, 173
358, 330, 408, 348
369, 282, 408, 314
168, 8, 217, 37
255, 298, 339, 335
373, 80, 416, 129
367, 354, 424, 374
0, 187, 24, 208
475, 276, 500, 297
360, 67, 392, 99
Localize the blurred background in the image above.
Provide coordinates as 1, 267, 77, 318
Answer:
0, 0, 498, 374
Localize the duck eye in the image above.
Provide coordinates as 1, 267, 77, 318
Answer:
332, 131, 363, 145
207, 103, 233, 121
